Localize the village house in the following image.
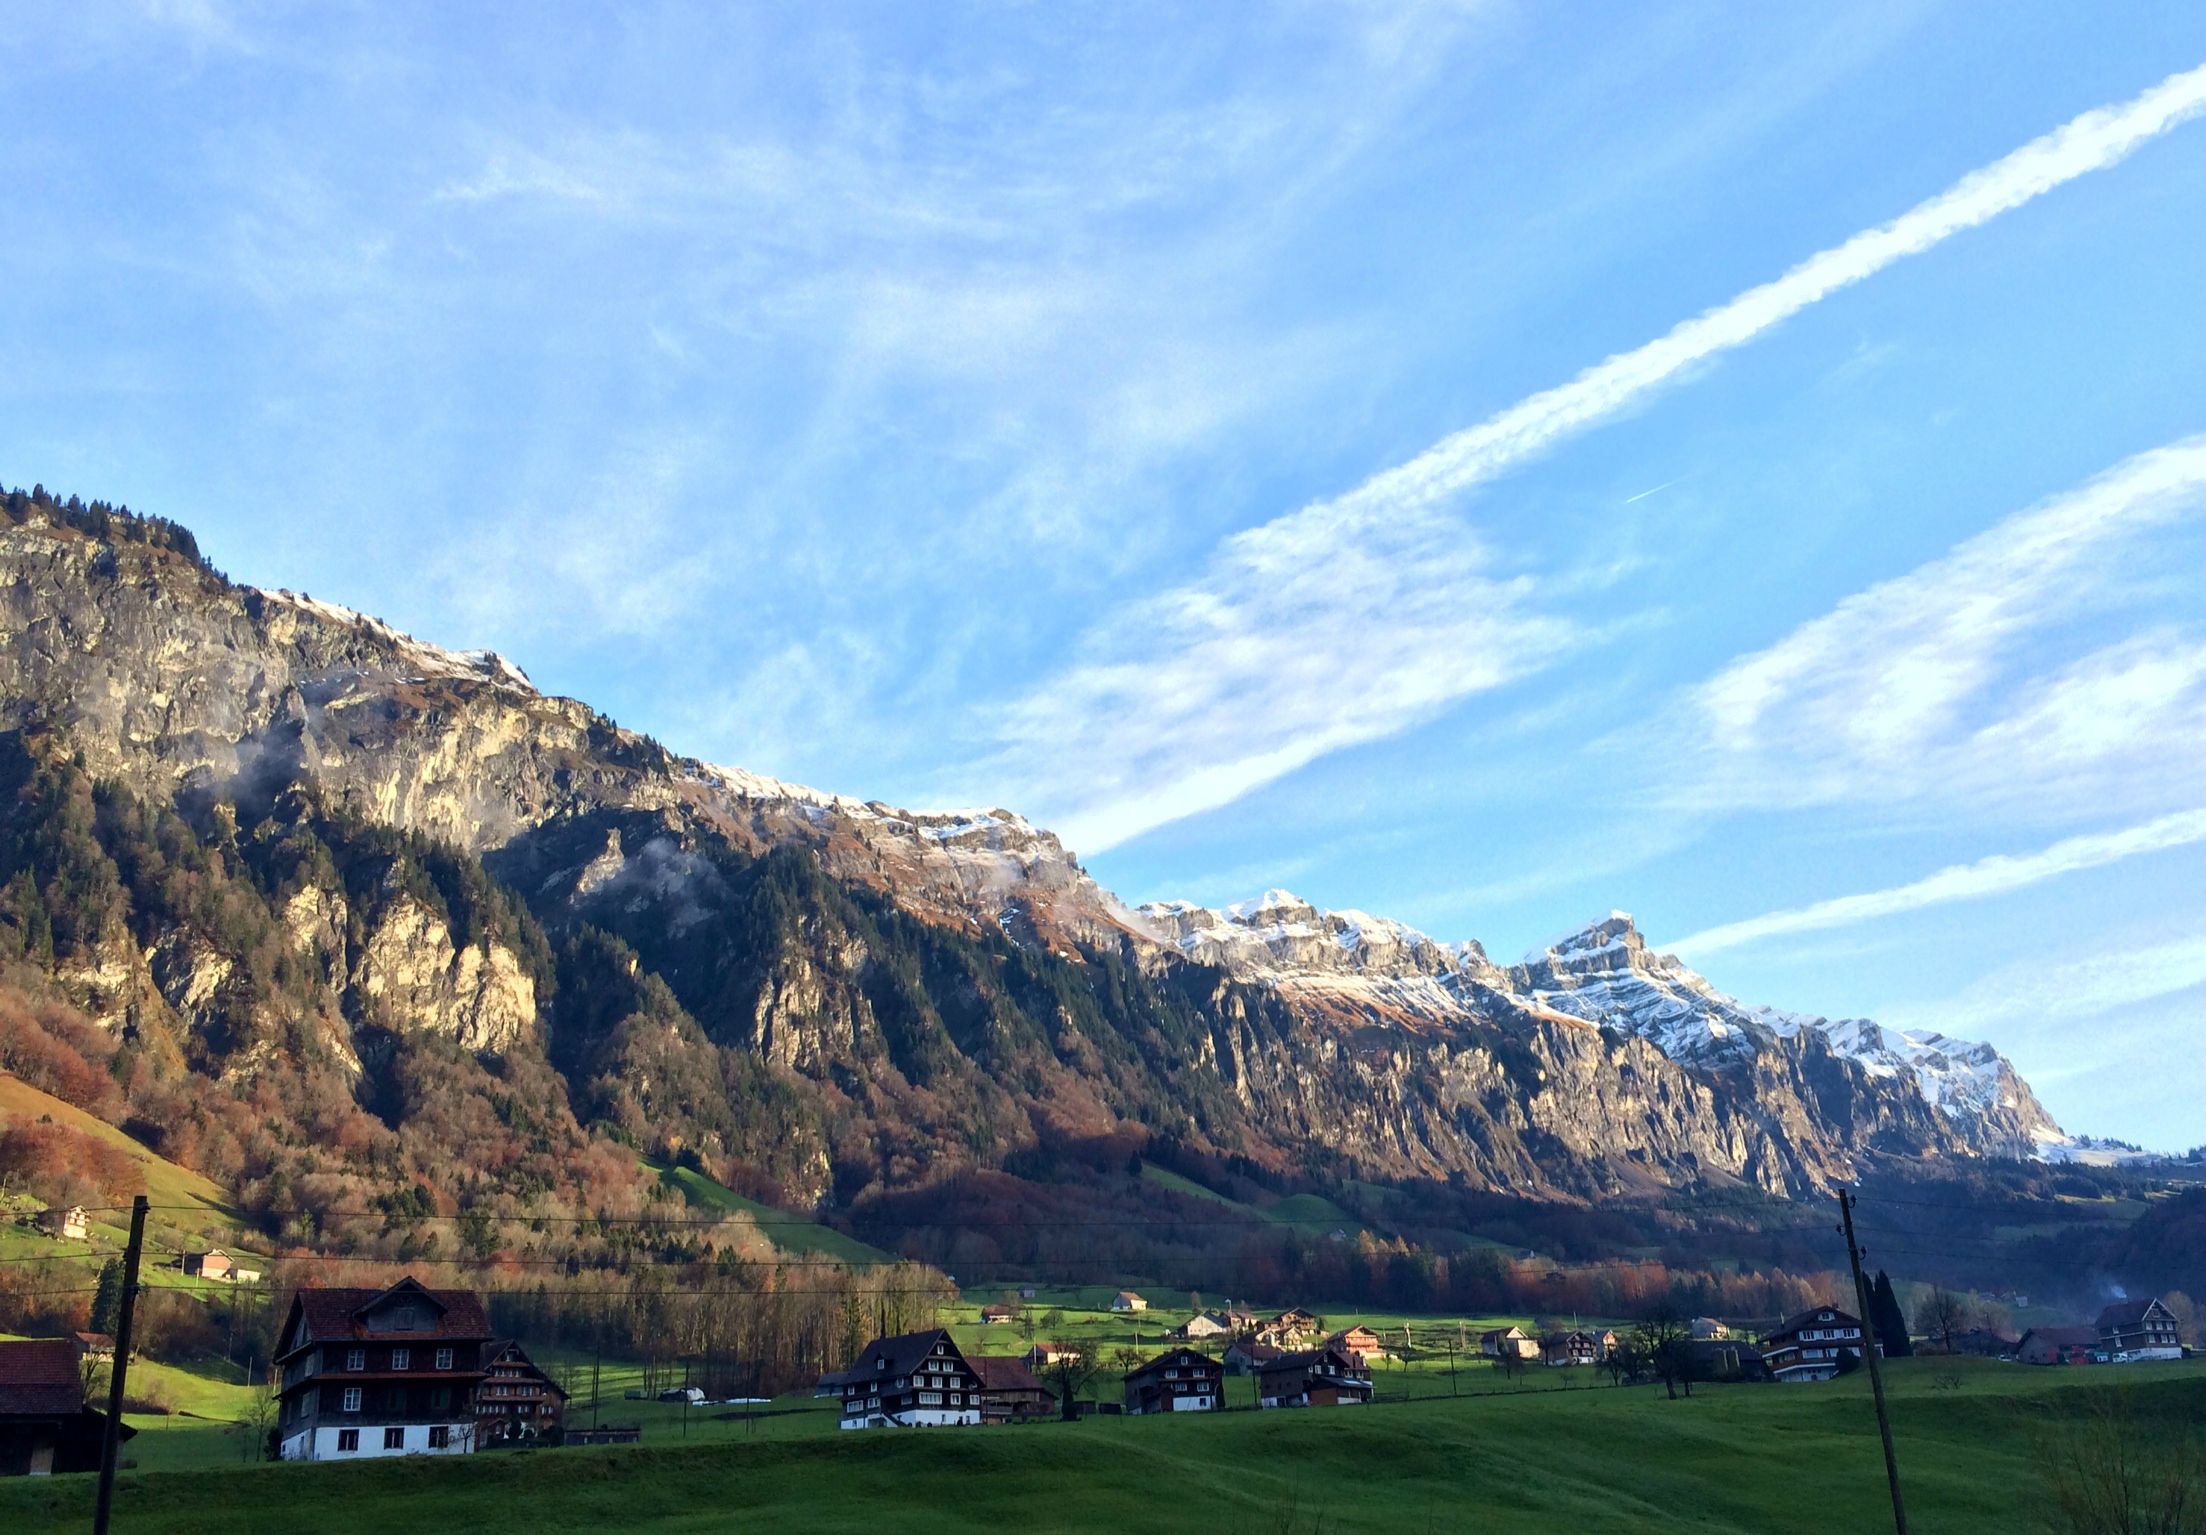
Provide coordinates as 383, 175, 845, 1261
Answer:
1222, 1339, 1282, 1376
1945, 1327, 2020, 1358
31, 1206, 87, 1241
1175, 1311, 1235, 1340
1540, 1330, 1600, 1367
2016, 1326, 2098, 1366
828, 1329, 983, 1429
1258, 1344, 1373, 1409
1122, 1347, 1225, 1415
978, 1304, 1019, 1326
2094, 1298, 2182, 1360
273, 1276, 492, 1461
1328, 1326, 1387, 1364
1023, 1342, 1082, 1369
182, 1249, 233, 1281
1110, 1291, 1149, 1313
1254, 1308, 1324, 1348
0, 1338, 133, 1476
1478, 1325, 1539, 1360
1690, 1317, 1731, 1340
1760, 1305, 1875, 1383
969, 1356, 1054, 1423
476, 1340, 569, 1446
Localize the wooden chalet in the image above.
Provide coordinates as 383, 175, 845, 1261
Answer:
1540, 1330, 1600, 1367
969, 1355, 1054, 1423
826, 1329, 981, 1429
1328, 1325, 1387, 1363
273, 1276, 491, 1461
1258, 1343, 1372, 1409
0, 1338, 132, 1476
1760, 1305, 1874, 1383
477, 1340, 569, 1445
2015, 1326, 2098, 1366
1122, 1347, 1224, 1415
2095, 1298, 2182, 1360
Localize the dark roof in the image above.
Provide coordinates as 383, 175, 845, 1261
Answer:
1258, 1344, 1358, 1375
847, 1328, 964, 1379
2095, 1298, 2166, 1330
0, 1339, 86, 1416
1124, 1348, 1222, 1383
969, 1356, 1049, 1394
484, 1340, 570, 1398
1767, 1306, 1860, 1341
1227, 1341, 1282, 1361
277, 1277, 492, 1361
2021, 1326, 2100, 1349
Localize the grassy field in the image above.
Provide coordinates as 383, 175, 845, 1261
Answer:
5, 1358, 2197, 1533
641, 1158, 897, 1266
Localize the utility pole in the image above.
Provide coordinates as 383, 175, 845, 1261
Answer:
1838, 1189, 1910, 1535
94, 1194, 148, 1535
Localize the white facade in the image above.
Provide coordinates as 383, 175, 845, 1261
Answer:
838, 1407, 981, 1431
278, 1420, 474, 1461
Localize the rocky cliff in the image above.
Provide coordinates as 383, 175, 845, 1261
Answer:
0, 489, 2065, 1208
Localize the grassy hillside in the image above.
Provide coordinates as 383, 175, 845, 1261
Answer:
0, 1072, 238, 1239
642, 1158, 896, 1265
3, 1359, 2197, 1534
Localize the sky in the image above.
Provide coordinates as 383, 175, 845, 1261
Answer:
3, 1, 2202, 1150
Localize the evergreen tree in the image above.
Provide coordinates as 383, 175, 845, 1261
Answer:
1871, 1269, 1913, 1357
91, 1258, 124, 1336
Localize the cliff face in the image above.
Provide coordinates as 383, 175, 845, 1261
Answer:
0, 497, 2062, 1205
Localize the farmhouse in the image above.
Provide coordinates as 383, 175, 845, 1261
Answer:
2016, 1326, 2098, 1366
1222, 1340, 1282, 1376
2095, 1298, 2182, 1360
1690, 1317, 1730, 1340
477, 1340, 568, 1445
1023, 1342, 1082, 1369
273, 1276, 491, 1462
1540, 1331, 1599, 1367
1110, 1291, 1149, 1313
182, 1249, 233, 1280
1175, 1312, 1234, 1340
830, 1329, 981, 1429
1478, 1326, 1538, 1360
1258, 1344, 1373, 1409
1123, 1347, 1224, 1415
1760, 1305, 1874, 1383
978, 1304, 1019, 1326
0, 1338, 134, 1477
969, 1356, 1054, 1423
1328, 1325, 1387, 1364
31, 1206, 87, 1241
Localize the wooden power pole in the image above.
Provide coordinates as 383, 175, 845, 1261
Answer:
1838, 1188, 1910, 1535
94, 1194, 149, 1535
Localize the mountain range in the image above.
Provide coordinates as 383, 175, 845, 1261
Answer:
0, 486, 2074, 1222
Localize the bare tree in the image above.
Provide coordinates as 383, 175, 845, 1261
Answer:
2038, 1385, 2205, 1535
1035, 1349, 1103, 1422
1914, 1287, 1971, 1355
1631, 1310, 1695, 1400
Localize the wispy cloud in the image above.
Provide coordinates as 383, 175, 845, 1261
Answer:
1666, 436, 2206, 814
1875, 934, 2206, 1042
981, 65, 2206, 852
1671, 810, 2206, 957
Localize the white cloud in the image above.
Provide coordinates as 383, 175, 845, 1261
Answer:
1665, 437, 2206, 814
1875, 935, 2206, 1042
981, 67, 2206, 853
1671, 810, 2206, 957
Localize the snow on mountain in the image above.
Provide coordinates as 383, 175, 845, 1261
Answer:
254, 586, 536, 692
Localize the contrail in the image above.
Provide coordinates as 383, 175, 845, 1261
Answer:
1623, 477, 1684, 505
1000, 64, 2206, 854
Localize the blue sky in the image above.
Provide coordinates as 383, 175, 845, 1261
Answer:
4, 2, 2202, 1148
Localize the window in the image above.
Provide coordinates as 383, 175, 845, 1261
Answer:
384, 1427, 405, 1450
435, 1348, 453, 1370
392, 1348, 411, 1371
347, 1348, 366, 1371
337, 1429, 360, 1452
395, 1306, 420, 1329
428, 1426, 450, 1449
341, 1387, 362, 1413
429, 1386, 451, 1411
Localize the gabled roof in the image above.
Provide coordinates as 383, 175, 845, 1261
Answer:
2020, 1326, 2099, 1349
0, 1339, 84, 1416
1766, 1306, 1860, 1342
846, 1328, 966, 1380
2094, 1298, 2169, 1330
484, 1339, 570, 1398
969, 1356, 1049, 1394
276, 1276, 491, 1361
1124, 1348, 1222, 1383
1258, 1343, 1360, 1375
1479, 1325, 1526, 1342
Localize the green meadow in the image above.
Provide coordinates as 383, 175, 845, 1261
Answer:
6, 1359, 2197, 1534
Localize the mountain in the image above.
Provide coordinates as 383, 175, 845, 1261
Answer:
0, 486, 2070, 1229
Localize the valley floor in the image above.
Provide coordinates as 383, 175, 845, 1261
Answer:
8, 1358, 2199, 1534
